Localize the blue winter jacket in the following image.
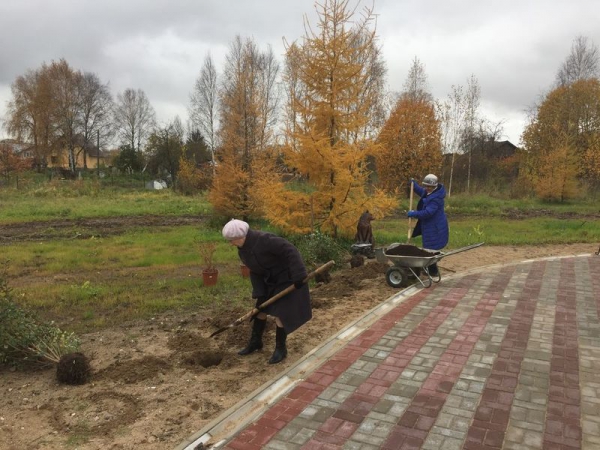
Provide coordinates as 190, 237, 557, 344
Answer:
411, 182, 449, 250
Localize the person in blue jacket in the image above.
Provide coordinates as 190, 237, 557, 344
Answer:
407, 174, 449, 276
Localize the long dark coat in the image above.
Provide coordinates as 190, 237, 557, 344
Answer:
237, 230, 311, 334
411, 182, 449, 250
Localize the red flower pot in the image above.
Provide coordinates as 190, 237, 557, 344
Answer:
202, 268, 219, 286
240, 264, 251, 278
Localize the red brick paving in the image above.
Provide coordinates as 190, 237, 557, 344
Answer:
209, 257, 600, 450
543, 259, 581, 449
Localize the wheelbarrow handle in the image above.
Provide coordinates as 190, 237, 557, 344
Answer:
439, 242, 484, 259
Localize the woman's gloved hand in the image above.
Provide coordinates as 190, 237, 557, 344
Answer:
293, 280, 304, 289
254, 296, 267, 307
407, 210, 417, 218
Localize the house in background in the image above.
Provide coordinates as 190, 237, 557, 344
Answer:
2, 137, 112, 170
0, 138, 115, 169
484, 140, 518, 158
440, 139, 521, 193
1, 139, 35, 160
47, 134, 110, 169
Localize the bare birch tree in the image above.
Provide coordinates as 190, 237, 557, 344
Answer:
47, 59, 83, 173
437, 85, 465, 196
189, 54, 219, 168
78, 72, 113, 168
556, 35, 600, 87
437, 75, 481, 195
402, 57, 432, 103
464, 74, 481, 192
113, 88, 156, 153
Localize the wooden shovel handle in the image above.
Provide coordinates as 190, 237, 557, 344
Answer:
407, 180, 414, 242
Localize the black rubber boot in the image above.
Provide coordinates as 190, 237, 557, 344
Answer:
268, 326, 287, 364
429, 263, 439, 277
238, 317, 266, 356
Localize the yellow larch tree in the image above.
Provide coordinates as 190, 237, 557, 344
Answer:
522, 78, 600, 197
532, 142, 578, 201
581, 133, 600, 181
254, 0, 395, 237
375, 96, 442, 193
209, 36, 280, 220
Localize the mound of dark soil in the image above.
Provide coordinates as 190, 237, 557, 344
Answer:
385, 244, 439, 257
56, 352, 91, 385
350, 255, 365, 268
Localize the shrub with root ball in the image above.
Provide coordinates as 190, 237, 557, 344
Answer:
0, 267, 86, 383
56, 352, 91, 385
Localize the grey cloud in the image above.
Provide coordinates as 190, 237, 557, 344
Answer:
1, 0, 600, 143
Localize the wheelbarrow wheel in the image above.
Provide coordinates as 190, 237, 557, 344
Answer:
385, 267, 407, 288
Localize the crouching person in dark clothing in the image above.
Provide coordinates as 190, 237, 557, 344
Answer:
222, 219, 311, 364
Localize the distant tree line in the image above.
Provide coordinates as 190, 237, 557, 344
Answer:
3, 1, 600, 237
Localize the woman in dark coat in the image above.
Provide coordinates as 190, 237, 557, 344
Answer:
407, 174, 449, 276
222, 219, 311, 364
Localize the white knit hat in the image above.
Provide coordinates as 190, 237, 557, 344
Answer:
222, 219, 249, 240
422, 174, 438, 187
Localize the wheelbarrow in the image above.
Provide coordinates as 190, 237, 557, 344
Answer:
350, 242, 375, 258
375, 242, 484, 288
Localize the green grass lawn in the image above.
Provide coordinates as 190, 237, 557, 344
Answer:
0, 190, 211, 223
375, 216, 600, 248
2, 177, 599, 333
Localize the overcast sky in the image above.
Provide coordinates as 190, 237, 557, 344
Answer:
1, 0, 599, 146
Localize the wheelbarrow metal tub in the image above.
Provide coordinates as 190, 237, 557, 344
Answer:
375, 242, 484, 288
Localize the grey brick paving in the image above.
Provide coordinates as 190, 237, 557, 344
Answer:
504, 261, 557, 449
178, 254, 600, 450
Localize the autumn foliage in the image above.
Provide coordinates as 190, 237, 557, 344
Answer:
210, 147, 281, 219
0, 143, 32, 184
532, 143, 578, 201
209, 36, 280, 219
253, 0, 395, 238
581, 134, 600, 182
522, 78, 600, 199
176, 157, 213, 195
375, 97, 442, 192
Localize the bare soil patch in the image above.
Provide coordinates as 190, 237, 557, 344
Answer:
0, 239, 597, 449
0, 215, 205, 243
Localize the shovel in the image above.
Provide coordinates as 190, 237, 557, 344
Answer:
209, 260, 335, 338
407, 179, 414, 243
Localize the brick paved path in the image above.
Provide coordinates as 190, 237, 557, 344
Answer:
180, 255, 600, 450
